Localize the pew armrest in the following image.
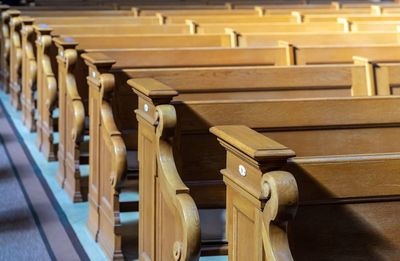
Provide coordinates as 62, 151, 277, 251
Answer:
128, 78, 178, 101
211, 125, 298, 261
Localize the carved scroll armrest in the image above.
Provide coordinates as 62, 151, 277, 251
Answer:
39, 34, 57, 111
65, 71, 84, 144
101, 100, 127, 191
156, 105, 201, 260
211, 125, 298, 261
100, 73, 127, 190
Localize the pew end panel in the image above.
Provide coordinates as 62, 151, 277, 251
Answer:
84, 53, 143, 260
130, 78, 178, 261
211, 125, 297, 261
21, 16, 37, 131
33, 24, 57, 161
83, 53, 116, 244
9, 15, 33, 111
1, 9, 20, 93
0, 4, 10, 90
54, 37, 87, 202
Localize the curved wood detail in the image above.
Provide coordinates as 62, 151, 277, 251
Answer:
41, 34, 57, 111
1, 12, 11, 93
156, 105, 201, 261
10, 16, 22, 109
100, 73, 127, 189
65, 49, 85, 144
97, 73, 126, 260
21, 24, 37, 131
261, 171, 298, 261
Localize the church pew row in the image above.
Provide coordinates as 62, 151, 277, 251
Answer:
40, 31, 400, 197
18, 19, 362, 133
2, 10, 161, 96
129, 77, 400, 260
161, 13, 400, 24
17, 18, 400, 133
10, 11, 400, 108
18, 22, 196, 132
126, 64, 384, 260
81, 51, 391, 259
118, 63, 372, 256
14, 20, 400, 126
211, 97, 400, 260
31, 29, 400, 166
34, 33, 234, 165
79, 48, 308, 259
55, 44, 294, 259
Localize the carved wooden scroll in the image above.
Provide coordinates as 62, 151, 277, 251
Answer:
34, 28, 57, 161
1, 9, 18, 93
21, 19, 37, 131
155, 104, 201, 261
9, 15, 22, 109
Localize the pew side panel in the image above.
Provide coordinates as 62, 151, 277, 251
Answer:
1, 10, 19, 93
21, 18, 37, 131
0, 6, 11, 92
211, 125, 297, 261
9, 15, 23, 109
35, 31, 58, 161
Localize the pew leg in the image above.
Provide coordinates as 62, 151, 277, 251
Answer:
26, 101, 36, 132
9, 81, 22, 110
40, 112, 57, 161
56, 145, 66, 192
64, 152, 87, 203
97, 199, 124, 261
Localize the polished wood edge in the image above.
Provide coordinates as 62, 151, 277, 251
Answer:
128, 78, 178, 98
210, 125, 295, 160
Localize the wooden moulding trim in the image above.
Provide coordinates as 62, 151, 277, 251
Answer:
128, 78, 178, 99
53, 37, 78, 49
210, 125, 295, 161
81, 52, 116, 68
0, 5, 10, 11
6, 10, 21, 17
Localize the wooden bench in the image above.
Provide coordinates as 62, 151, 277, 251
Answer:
79, 47, 299, 259
211, 96, 400, 260
124, 62, 375, 260
128, 72, 398, 259
19, 22, 194, 132
33, 33, 233, 165
5, 11, 163, 110
234, 31, 400, 47
191, 21, 349, 33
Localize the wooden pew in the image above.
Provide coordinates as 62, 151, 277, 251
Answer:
51, 46, 290, 260
0, 8, 17, 94
234, 31, 400, 47
211, 96, 400, 260
6, 12, 163, 110
20, 23, 194, 132
351, 20, 400, 31
124, 63, 373, 260
34, 33, 233, 163
304, 13, 400, 22
79, 48, 294, 256
289, 44, 400, 65
192, 21, 349, 33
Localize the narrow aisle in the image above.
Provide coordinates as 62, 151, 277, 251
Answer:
0, 102, 89, 261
